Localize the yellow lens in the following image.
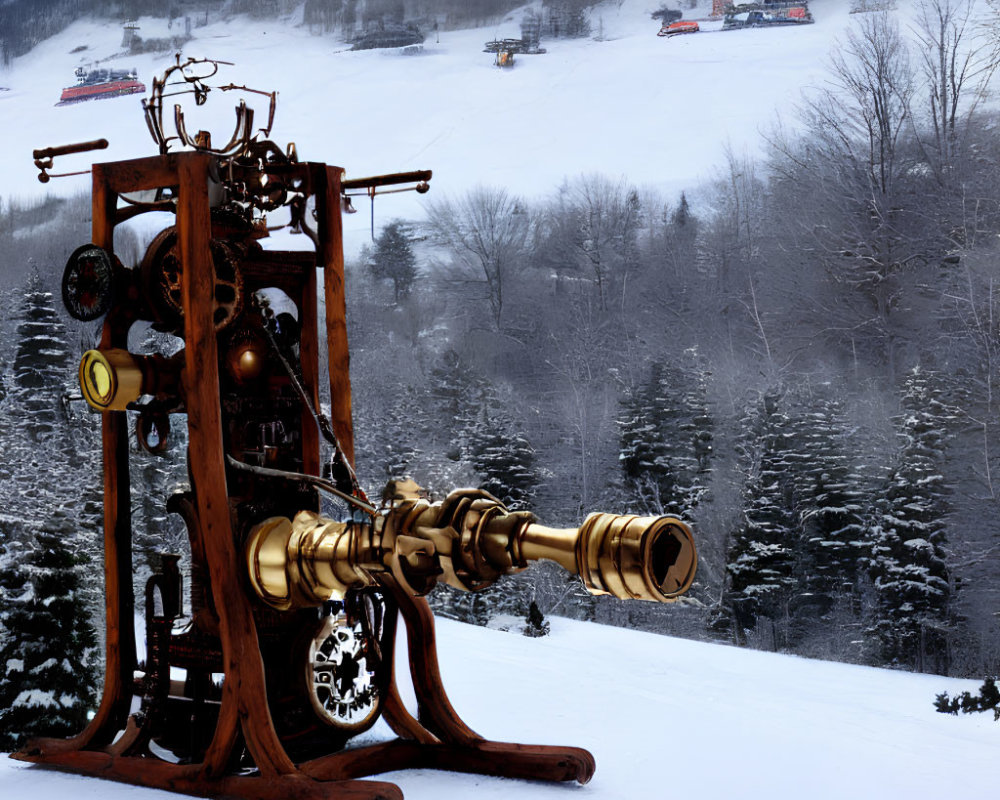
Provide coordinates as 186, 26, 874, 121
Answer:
89, 360, 113, 402
79, 349, 143, 411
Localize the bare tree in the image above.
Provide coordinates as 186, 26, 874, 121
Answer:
765, 13, 920, 376
698, 147, 777, 368
912, 0, 1000, 178
426, 186, 530, 330
563, 174, 642, 312
828, 13, 914, 204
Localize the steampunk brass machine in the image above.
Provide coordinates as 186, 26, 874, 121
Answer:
13, 58, 697, 799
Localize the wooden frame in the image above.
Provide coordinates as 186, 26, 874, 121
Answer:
12, 151, 594, 799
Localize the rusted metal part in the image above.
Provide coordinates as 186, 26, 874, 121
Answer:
226, 455, 377, 516
32, 138, 108, 182
341, 169, 432, 194
142, 55, 276, 158
341, 169, 431, 238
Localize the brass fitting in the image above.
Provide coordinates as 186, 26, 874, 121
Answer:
245, 488, 698, 611
518, 514, 697, 602
245, 512, 378, 611
79, 348, 179, 411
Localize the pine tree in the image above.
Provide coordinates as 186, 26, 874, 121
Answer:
467, 390, 538, 511
524, 600, 550, 637
429, 350, 481, 424
867, 367, 954, 672
369, 219, 418, 304
618, 352, 712, 519
376, 388, 423, 481
11, 271, 71, 444
725, 391, 800, 644
935, 677, 1000, 720
794, 387, 869, 617
1, 274, 80, 530
672, 192, 691, 227
618, 370, 664, 510
1, 272, 107, 664
0, 513, 98, 750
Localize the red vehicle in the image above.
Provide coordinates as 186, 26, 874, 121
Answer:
57, 67, 145, 106
658, 20, 700, 37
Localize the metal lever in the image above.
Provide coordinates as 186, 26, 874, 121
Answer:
33, 138, 109, 183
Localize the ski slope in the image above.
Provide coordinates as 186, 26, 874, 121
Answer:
0, 0, 859, 250
2, 616, 996, 799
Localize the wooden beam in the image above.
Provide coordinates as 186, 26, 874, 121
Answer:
314, 164, 356, 467
175, 152, 294, 779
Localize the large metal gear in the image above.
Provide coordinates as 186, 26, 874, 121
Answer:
306, 608, 381, 732
140, 227, 244, 332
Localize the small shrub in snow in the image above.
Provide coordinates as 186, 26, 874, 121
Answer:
524, 601, 550, 638
935, 677, 1000, 721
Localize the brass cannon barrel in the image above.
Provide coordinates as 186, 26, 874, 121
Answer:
246, 488, 696, 611
518, 514, 697, 603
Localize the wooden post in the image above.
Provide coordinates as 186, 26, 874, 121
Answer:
315, 164, 355, 466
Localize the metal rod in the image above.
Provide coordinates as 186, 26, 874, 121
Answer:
225, 456, 377, 516
32, 138, 109, 160
344, 185, 430, 198
257, 317, 367, 501
341, 170, 432, 191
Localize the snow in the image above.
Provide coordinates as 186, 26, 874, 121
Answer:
1, 616, 996, 799
0, 0, 861, 256
11, 688, 57, 709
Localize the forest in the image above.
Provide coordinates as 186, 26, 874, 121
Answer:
2, 0, 1000, 745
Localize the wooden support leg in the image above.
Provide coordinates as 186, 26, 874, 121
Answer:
11, 749, 404, 800
336, 580, 596, 786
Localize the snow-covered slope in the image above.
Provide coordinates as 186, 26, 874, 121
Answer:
0, 0, 856, 249
2, 616, 995, 799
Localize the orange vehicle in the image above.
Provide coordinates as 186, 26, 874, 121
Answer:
658, 20, 700, 37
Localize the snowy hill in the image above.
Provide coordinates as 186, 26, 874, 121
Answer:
2, 616, 996, 799
0, 0, 859, 249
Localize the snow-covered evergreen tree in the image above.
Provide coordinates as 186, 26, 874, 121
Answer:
0, 272, 106, 684
867, 367, 954, 672
10, 271, 71, 445
794, 387, 869, 616
467, 390, 538, 511
618, 351, 712, 518
0, 513, 98, 750
372, 387, 424, 482
725, 391, 800, 644
369, 219, 418, 304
